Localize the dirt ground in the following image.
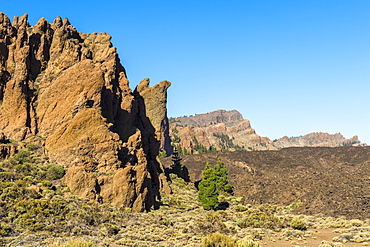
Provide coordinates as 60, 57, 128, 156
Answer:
261, 228, 367, 246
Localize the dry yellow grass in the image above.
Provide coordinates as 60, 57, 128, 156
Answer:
1, 162, 369, 247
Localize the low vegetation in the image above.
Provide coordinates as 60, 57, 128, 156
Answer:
0, 142, 369, 246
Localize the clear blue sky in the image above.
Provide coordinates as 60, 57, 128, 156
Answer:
2, 1, 370, 143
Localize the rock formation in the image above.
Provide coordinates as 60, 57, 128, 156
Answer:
169, 110, 364, 153
272, 132, 362, 148
0, 13, 171, 211
135, 78, 172, 155
169, 110, 273, 153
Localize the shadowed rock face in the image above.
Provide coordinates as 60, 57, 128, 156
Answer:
0, 13, 171, 211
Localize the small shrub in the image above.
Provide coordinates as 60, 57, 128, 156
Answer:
0, 222, 11, 237
237, 240, 260, 247
203, 233, 259, 247
0, 172, 14, 182
169, 173, 188, 188
236, 211, 282, 230
158, 217, 173, 227
40, 180, 55, 190
14, 149, 32, 163
202, 232, 238, 247
158, 150, 167, 158
72, 227, 82, 235
234, 205, 248, 212
46, 164, 65, 180
25, 143, 40, 151
55, 239, 96, 247
291, 217, 307, 230
197, 213, 227, 234
101, 223, 120, 236
14, 163, 32, 174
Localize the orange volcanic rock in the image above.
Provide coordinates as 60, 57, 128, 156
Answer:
273, 132, 361, 148
169, 110, 273, 153
169, 110, 364, 154
0, 13, 171, 211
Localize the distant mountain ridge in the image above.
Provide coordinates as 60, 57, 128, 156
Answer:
273, 132, 362, 148
169, 110, 272, 154
168, 110, 364, 154
170, 110, 244, 126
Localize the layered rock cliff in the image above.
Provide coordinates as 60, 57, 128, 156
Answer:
169, 110, 273, 154
273, 132, 362, 148
169, 110, 364, 153
0, 13, 171, 211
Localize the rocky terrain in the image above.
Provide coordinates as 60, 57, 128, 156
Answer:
273, 132, 362, 148
0, 13, 172, 211
1, 11, 370, 247
169, 110, 363, 154
161, 146, 370, 220
1, 143, 370, 246
169, 110, 272, 154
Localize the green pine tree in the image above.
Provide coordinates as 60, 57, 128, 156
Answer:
213, 158, 233, 195
197, 162, 219, 210
198, 158, 233, 210
171, 147, 183, 175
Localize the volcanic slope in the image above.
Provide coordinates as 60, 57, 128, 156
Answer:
161, 146, 370, 220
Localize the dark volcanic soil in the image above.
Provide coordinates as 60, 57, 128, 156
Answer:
161, 146, 370, 219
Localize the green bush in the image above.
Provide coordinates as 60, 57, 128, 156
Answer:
40, 180, 55, 190
237, 240, 260, 247
157, 150, 167, 158
202, 232, 238, 247
25, 143, 40, 151
11, 198, 68, 231
102, 223, 120, 236
55, 239, 96, 247
0, 172, 14, 182
0, 222, 11, 237
290, 217, 307, 230
202, 233, 260, 247
0, 183, 40, 201
13, 149, 32, 163
14, 163, 32, 174
46, 164, 65, 180
235, 205, 283, 230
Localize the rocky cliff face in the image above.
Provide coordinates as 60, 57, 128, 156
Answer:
0, 13, 171, 211
169, 110, 273, 153
273, 132, 362, 148
169, 110, 364, 153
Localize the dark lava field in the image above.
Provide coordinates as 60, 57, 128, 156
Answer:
162, 146, 370, 219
